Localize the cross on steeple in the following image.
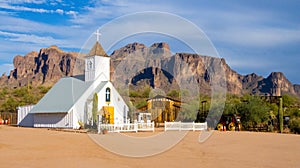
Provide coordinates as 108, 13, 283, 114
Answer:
94, 29, 101, 42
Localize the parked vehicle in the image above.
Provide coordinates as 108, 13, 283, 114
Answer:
217, 114, 241, 131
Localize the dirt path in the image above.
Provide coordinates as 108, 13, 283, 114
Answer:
0, 125, 299, 168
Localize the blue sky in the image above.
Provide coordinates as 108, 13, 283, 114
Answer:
0, 0, 299, 84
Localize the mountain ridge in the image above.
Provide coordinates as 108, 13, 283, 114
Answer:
0, 43, 299, 97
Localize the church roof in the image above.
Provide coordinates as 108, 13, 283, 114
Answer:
87, 41, 108, 57
87, 81, 108, 100
30, 77, 93, 113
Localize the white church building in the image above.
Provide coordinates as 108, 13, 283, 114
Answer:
17, 38, 129, 129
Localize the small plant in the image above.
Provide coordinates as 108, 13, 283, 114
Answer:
268, 124, 274, 132
102, 127, 108, 134
78, 121, 84, 130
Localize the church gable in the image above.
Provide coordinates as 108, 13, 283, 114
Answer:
84, 81, 129, 126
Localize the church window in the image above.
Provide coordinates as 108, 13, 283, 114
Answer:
88, 60, 93, 69
105, 88, 111, 102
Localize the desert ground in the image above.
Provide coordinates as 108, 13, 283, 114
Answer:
0, 125, 299, 168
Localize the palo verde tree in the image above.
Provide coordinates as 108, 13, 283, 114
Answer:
238, 95, 270, 128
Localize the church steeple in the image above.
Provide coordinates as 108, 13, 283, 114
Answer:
88, 41, 108, 57
85, 30, 110, 82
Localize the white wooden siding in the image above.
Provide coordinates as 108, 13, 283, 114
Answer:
17, 105, 35, 127
33, 111, 73, 128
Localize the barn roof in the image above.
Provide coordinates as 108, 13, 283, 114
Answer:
30, 77, 93, 113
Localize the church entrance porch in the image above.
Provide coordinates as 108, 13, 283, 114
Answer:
102, 106, 114, 124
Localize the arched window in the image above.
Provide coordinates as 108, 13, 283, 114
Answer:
105, 88, 111, 102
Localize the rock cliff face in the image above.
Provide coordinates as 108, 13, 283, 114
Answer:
110, 43, 299, 97
0, 43, 299, 97
253, 72, 297, 96
0, 46, 78, 87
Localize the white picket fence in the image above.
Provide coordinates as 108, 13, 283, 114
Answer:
164, 121, 207, 131
98, 121, 155, 133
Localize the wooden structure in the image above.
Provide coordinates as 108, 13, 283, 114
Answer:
138, 95, 181, 125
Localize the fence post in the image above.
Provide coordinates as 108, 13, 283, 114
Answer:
193, 121, 195, 131
152, 121, 154, 132
179, 121, 181, 131
134, 123, 138, 133
98, 123, 100, 134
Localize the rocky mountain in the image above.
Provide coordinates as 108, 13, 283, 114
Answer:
0, 45, 79, 87
0, 43, 299, 97
111, 42, 300, 97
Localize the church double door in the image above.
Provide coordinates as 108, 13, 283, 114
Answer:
103, 106, 114, 124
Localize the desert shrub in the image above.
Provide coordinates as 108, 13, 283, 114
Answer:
167, 90, 180, 98
12, 87, 28, 97
2, 97, 19, 112
289, 118, 300, 134
135, 100, 147, 109
129, 91, 140, 97
238, 95, 270, 129
38, 86, 51, 94
141, 86, 151, 98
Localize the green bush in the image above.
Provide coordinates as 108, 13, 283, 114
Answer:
289, 118, 300, 134
141, 86, 151, 98
12, 87, 28, 97
135, 100, 147, 109
129, 91, 140, 97
167, 90, 180, 98
38, 86, 51, 94
238, 95, 270, 128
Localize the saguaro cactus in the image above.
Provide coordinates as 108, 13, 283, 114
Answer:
279, 97, 283, 133
92, 93, 98, 125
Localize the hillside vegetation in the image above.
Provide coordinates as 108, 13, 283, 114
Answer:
0, 86, 51, 113
1, 85, 299, 133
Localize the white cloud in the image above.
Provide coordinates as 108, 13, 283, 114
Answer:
65, 10, 77, 18
0, 3, 48, 13
70, 0, 300, 49
4, 0, 47, 4
0, 31, 59, 44
0, 1, 77, 17
211, 27, 300, 48
0, 14, 88, 45
183, 5, 300, 48
70, 0, 178, 25
55, 9, 64, 15
0, 30, 82, 49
